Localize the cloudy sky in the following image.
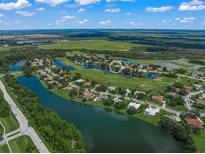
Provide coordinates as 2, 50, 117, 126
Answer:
0, 0, 204, 29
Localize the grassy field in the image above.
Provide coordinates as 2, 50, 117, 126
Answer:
0, 46, 21, 53
0, 115, 19, 133
192, 129, 205, 152
172, 61, 194, 67
39, 40, 138, 51
0, 144, 10, 153
9, 135, 38, 153
60, 57, 178, 93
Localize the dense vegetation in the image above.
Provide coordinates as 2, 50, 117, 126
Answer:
159, 117, 197, 152
3, 75, 85, 153
0, 91, 10, 118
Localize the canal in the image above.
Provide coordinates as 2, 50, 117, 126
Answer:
17, 76, 183, 153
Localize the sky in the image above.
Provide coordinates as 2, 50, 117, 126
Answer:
0, 0, 205, 30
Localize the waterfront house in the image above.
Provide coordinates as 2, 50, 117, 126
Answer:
94, 94, 108, 102
127, 102, 141, 110
113, 97, 122, 104
186, 118, 203, 129
84, 91, 95, 100
144, 106, 160, 116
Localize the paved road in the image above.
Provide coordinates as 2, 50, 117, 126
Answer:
184, 90, 203, 111
0, 80, 49, 153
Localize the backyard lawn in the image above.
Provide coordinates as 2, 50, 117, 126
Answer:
39, 40, 138, 51
9, 135, 38, 153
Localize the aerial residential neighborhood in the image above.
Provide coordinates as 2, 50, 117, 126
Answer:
0, 0, 205, 153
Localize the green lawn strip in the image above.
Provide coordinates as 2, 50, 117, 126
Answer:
0, 144, 10, 153
9, 135, 38, 153
39, 40, 138, 51
0, 114, 19, 133
192, 129, 205, 152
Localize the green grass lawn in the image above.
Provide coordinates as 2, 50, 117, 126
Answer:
39, 40, 138, 51
192, 129, 205, 152
9, 135, 38, 153
0, 144, 10, 153
0, 115, 19, 133
172, 61, 194, 67
60, 58, 177, 92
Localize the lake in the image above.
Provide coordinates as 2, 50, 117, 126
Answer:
17, 76, 183, 153
9, 60, 26, 72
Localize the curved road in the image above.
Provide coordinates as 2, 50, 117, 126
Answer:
0, 80, 49, 153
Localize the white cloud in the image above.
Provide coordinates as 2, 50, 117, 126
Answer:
36, 0, 68, 6
98, 19, 111, 26
125, 12, 132, 16
175, 17, 195, 23
106, 0, 134, 2
161, 19, 172, 24
179, 0, 205, 11
75, 0, 100, 5
78, 8, 86, 12
146, 6, 174, 12
77, 19, 88, 24
0, 14, 4, 17
128, 21, 142, 26
56, 15, 77, 24
0, 20, 9, 25
0, 0, 31, 11
36, 7, 45, 11
105, 8, 120, 13
16, 11, 36, 16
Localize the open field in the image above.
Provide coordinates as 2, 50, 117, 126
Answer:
39, 40, 139, 51
0, 115, 19, 133
9, 135, 38, 153
0, 144, 10, 153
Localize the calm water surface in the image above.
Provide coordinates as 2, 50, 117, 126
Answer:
17, 76, 183, 153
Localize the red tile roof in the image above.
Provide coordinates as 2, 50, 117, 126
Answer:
84, 91, 95, 98
186, 118, 203, 129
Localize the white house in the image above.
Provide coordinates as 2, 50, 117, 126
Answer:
108, 86, 116, 91
75, 79, 85, 83
127, 102, 141, 110
144, 106, 161, 116
113, 97, 122, 104
94, 94, 108, 102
